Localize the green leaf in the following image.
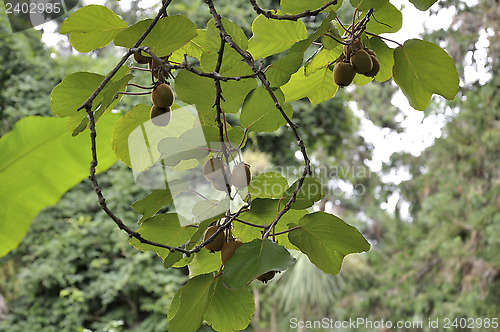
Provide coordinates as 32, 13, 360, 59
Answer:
393, 39, 459, 111
265, 51, 303, 87
282, 177, 325, 210
223, 239, 296, 289
364, 3, 402, 34
129, 214, 196, 259
50, 69, 131, 135
168, 274, 214, 332
280, 0, 342, 13
233, 198, 304, 250
248, 14, 308, 59
367, 37, 394, 82
205, 17, 248, 51
114, 16, 197, 57
282, 66, 338, 104
0, 115, 118, 257
163, 251, 184, 269
204, 278, 254, 331
59, 5, 127, 53
408, 0, 438, 10
305, 47, 342, 77
131, 188, 173, 224
240, 87, 292, 132
188, 249, 222, 278
350, 0, 388, 11
248, 172, 289, 199
175, 67, 256, 120
288, 212, 371, 275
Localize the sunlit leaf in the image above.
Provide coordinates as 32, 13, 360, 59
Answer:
114, 16, 197, 57
0, 115, 118, 257
393, 39, 459, 111
248, 15, 308, 59
59, 5, 127, 52
282, 66, 338, 104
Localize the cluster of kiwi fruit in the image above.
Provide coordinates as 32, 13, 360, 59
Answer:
202, 157, 252, 192
333, 39, 380, 87
203, 225, 276, 283
133, 50, 174, 127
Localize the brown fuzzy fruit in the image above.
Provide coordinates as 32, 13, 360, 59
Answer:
256, 271, 276, 283
150, 106, 171, 127
203, 225, 226, 252
221, 240, 243, 265
134, 51, 151, 65
152, 84, 175, 108
350, 49, 373, 74
364, 49, 380, 77
343, 39, 362, 57
231, 163, 251, 188
333, 61, 356, 87
203, 158, 226, 180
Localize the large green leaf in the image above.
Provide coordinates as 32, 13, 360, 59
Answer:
304, 47, 342, 77
409, 0, 438, 10
0, 115, 118, 257
282, 177, 325, 210
168, 273, 214, 332
188, 249, 222, 278
393, 39, 459, 111
233, 198, 304, 250
205, 17, 248, 52
364, 2, 402, 34
240, 87, 292, 132
265, 50, 303, 87
282, 66, 338, 104
114, 16, 197, 57
248, 14, 308, 59
175, 67, 257, 120
131, 188, 173, 224
248, 172, 289, 199
288, 212, 370, 275
280, 0, 342, 13
223, 239, 296, 289
367, 37, 394, 82
350, 0, 388, 11
50, 69, 132, 135
129, 213, 196, 259
204, 278, 254, 331
59, 5, 127, 53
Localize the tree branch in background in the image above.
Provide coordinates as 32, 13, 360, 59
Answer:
247, 0, 338, 21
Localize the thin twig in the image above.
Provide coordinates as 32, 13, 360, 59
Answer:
248, 0, 338, 21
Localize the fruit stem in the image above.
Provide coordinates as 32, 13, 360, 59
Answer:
272, 226, 302, 236
117, 91, 152, 96
127, 83, 154, 89
365, 31, 403, 47
233, 218, 268, 228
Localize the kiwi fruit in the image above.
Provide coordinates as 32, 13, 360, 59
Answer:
203, 158, 226, 180
150, 106, 171, 127
364, 49, 380, 77
134, 51, 151, 65
333, 61, 356, 87
221, 240, 243, 265
231, 163, 251, 188
350, 49, 373, 74
152, 84, 175, 108
256, 270, 276, 283
203, 225, 226, 252
343, 39, 362, 57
